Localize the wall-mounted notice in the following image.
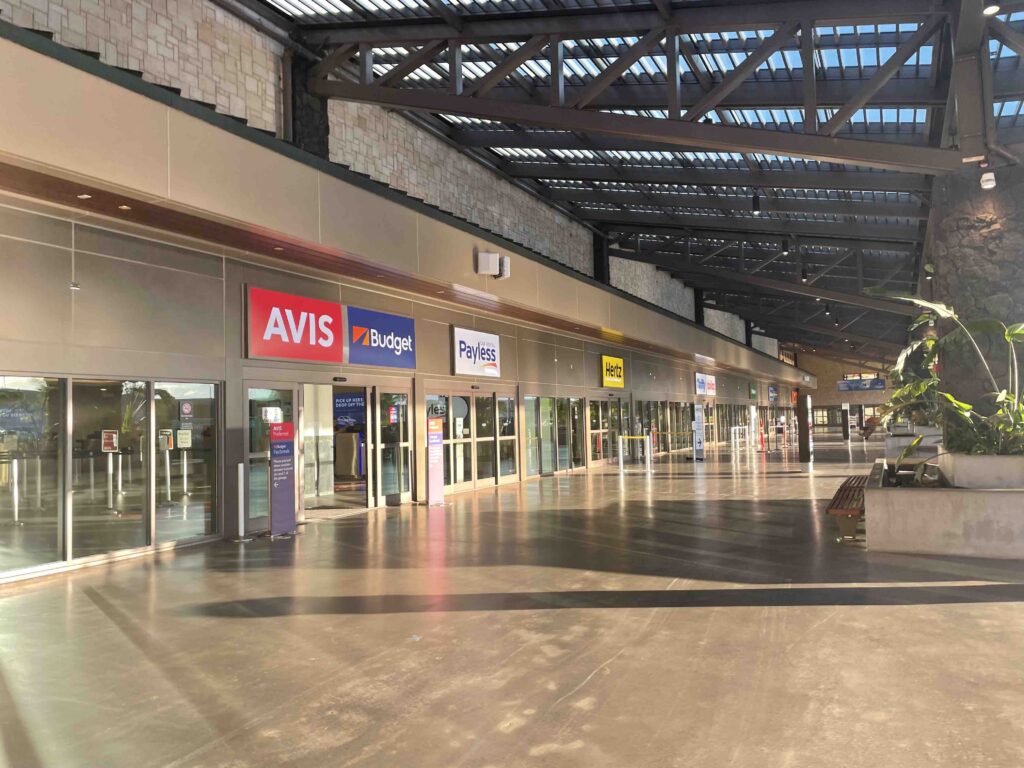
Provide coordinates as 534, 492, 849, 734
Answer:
176, 429, 192, 449
101, 430, 119, 453
695, 372, 707, 396
706, 375, 717, 397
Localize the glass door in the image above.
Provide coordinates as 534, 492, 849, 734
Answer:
376, 388, 411, 504
449, 393, 473, 490
246, 384, 294, 535
302, 384, 371, 517
497, 394, 518, 483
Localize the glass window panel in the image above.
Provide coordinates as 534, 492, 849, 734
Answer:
524, 396, 540, 477
155, 382, 217, 543
589, 401, 600, 431
426, 394, 449, 440
452, 396, 471, 439
248, 388, 292, 453
540, 397, 555, 473
380, 392, 408, 444
497, 396, 516, 437
499, 439, 517, 476
476, 440, 495, 481
555, 398, 570, 470
0, 376, 63, 571
71, 380, 148, 557
452, 441, 472, 484
380, 444, 409, 495
475, 395, 495, 438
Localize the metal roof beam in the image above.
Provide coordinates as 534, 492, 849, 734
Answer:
309, 78, 963, 173
609, 247, 917, 314
542, 188, 927, 219
503, 163, 931, 191
589, 211, 921, 243
611, 229, 916, 256
303, 0, 941, 45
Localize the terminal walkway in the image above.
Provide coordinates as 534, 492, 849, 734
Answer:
1, 438, 1023, 767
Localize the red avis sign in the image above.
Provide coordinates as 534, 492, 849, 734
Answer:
247, 287, 344, 363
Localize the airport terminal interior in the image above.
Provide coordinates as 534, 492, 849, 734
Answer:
0, 0, 1023, 765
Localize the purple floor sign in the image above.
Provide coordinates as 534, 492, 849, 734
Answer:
427, 417, 444, 506
269, 423, 296, 535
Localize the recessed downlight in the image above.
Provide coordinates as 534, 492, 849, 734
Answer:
76, 193, 92, 200
272, 246, 284, 252
117, 204, 132, 211
983, 4, 1001, 16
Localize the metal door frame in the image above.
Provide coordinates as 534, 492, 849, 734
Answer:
243, 379, 298, 536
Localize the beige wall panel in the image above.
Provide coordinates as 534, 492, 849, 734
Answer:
237, 262, 341, 303
413, 302, 473, 328
416, 216, 486, 289
576, 283, 612, 329
0, 205, 72, 248
489, 251, 538, 307
75, 225, 223, 277
168, 111, 318, 239
413, 318, 451, 377
472, 316, 519, 337
517, 337, 557, 385
339, 285, 414, 316
74, 252, 224, 357
0, 42, 169, 198
517, 327, 563, 347
497, 333, 518, 382
319, 175, 417, 272
555, 345, 585, 387
0, 240, 71, 344
537, 270, 579, 322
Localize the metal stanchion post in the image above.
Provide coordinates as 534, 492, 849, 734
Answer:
11, 459, 19, 524
34, 456, 41, 508
106, 453, 114, 511
164, 451, 172, 502
89, 453, 95, 499
645, 434, 653, 474
117, 453, 123, 495
182, 449, 189, 496
618, 437, 624, 474
234, 463, 252, 542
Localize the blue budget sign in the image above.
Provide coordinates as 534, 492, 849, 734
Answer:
345, 306, 416, 369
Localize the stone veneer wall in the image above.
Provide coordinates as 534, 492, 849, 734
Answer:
929, 164, 1024, 323
0, 0, 281, 131
751, 334, 779, 359
608, 256, 695, 320
703, 307, 748, 344
327, 101, 593, 275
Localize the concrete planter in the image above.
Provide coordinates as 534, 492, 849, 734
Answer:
865, 461, 1024, 559
937, 453, 1024, 489
884, 427, 941, 460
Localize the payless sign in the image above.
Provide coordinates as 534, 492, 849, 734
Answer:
601, 355, 624, 388
453, 327, 500, 377
248, 286, 344, 363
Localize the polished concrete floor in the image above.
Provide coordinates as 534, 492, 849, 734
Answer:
2, 438, 1023, 768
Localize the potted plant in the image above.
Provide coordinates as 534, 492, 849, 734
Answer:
866, 298, 1024, 488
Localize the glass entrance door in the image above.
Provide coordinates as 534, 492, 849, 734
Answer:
302, 384, 371, 517
246, 385, 294, 535
376, 389, 411, 504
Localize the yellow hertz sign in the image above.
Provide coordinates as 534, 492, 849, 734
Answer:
602, 355, 625, 388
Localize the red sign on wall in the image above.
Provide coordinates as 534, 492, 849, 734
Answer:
269, 422, 294, 442
247, 287, 344, 363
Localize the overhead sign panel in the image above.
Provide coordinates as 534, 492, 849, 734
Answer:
837, 378, 885, 392
453, 327, 500, 377
248, 286, 344, 363
345, 306, 416, 369
601, 355, 625, 388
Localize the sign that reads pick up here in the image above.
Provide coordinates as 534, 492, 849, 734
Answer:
601, 355, 625, 388
453, 327, 500, 377
248, 286, 344, 363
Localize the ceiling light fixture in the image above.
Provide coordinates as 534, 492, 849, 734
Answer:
752, 194, 761, 216
117, 204, 132, 211
800, 267, 808, 283
781, 237, 790, 255
824, 304, 831, 316
69, 281, 81, 291
76, 193, 92, 200
980, 171, 997, 190
983, 4, 1001, 15
272, 246, 283, 252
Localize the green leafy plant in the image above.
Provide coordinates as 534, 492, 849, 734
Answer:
864, 297, 1024, 458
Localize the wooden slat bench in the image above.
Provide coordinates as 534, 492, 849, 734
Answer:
827, 475, 868, 541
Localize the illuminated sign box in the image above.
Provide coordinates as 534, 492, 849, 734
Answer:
601, 355, 625, 388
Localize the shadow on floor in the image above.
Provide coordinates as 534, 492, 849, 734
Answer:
182, 582, 1024, 619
